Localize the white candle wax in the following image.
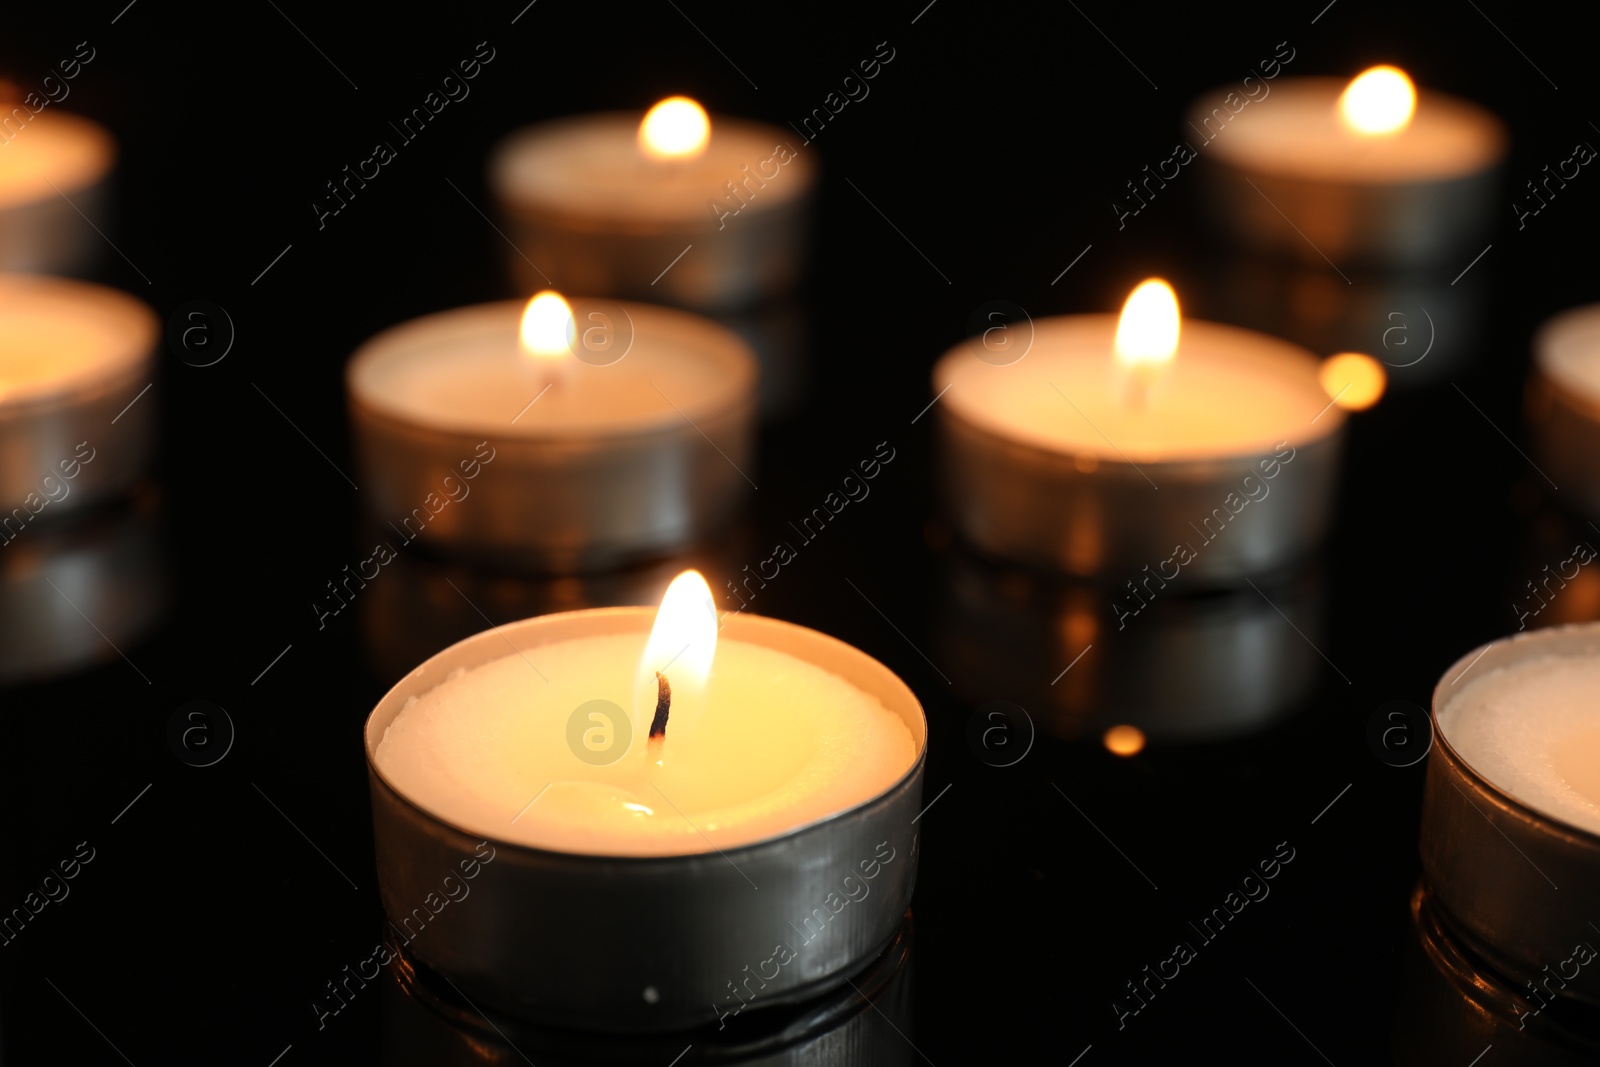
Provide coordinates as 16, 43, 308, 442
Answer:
1198, 77, 1504, 184
0, 110, 113, 212
1536, 304, 1600, 409
347, 300, 753, 437
937, 316, 1335, 462
0, 274, 154, 407
490, 112, 812, 226
1439, 654, 1600, 836
374, 631, 917, 855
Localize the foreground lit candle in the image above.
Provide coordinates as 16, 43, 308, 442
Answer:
1190, 65, 1506, 267
934, 279, 1351, 578
1421, 625, 1600, 1015
1438, 652, 1600, 836
346, 292, 756, 569
0, 109, 115, 274
489, 96, 815, 309
374, 571, 917, 854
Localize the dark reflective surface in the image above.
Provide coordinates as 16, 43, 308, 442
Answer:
4, 3, 1600, 1063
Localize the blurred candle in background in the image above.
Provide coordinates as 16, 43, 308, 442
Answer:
1189, 65, 1506, 268
0, 108, 114, 275
346, 292, 757, 571
933, 278, 1349, 580
489, 97, 815, 311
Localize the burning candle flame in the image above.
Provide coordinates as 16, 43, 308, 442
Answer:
639, 96, 711, 160
1103, 725, 1146, 757
636, 570, 718, 752
1114, 278, 1180, 373
1338, 66, 1416, 136
1319, 352, 1387, 411
520, 290, 575, 365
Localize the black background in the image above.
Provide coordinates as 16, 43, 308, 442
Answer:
3, 1, 1598, 1063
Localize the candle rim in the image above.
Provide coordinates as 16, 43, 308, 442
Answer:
1187, 76, 1507, 184
0, 109, 117, 210
0, 273, 157, 413
932, 312, 1346, 461
488, 111, 816, 225
1432, 621, 1600, 845
346, 297, 757, 441
366, 605, 928, 859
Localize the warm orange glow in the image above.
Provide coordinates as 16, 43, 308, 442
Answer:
1114, 278, 1180, 372
1103, 724, 1146, 757
639, 97, 711, 160
519, 291, 574, 365
1319, 352, 1387, 411
1339, 66, 1416, 136
636, 570, 718, 748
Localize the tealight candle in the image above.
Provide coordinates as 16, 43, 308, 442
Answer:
0, 274, 157, 522
1528, 303, 1600, 518
489, 97, 815, 311
1190, 66, 1506, 268
933, 278, 1349, 580
1421, 624, 1600, 1017
347, 292, 757, 572
0, 109, 116, 274
364, 574, 926, 1029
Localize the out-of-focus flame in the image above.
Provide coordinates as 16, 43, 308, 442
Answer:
639, 97, 711, 160
1339, 66, 1416, 136
520, 291, 574, 366
1114, 278, 1180, 373
1319, 352, 1387, 411
1103, 725, 1146, 757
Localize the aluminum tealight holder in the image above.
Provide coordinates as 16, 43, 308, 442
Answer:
347, 299, 757, 574
0, 111, 116, 275
0, 275, 158, 520
364, 607, 927, 1032
932, 317, 1345, 583
489, 113, 815, 312
1187, 78, 1507, 270
1528, 304, 1600, 519
1420, 624, 1600, 1018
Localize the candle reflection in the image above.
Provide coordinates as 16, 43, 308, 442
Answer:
0, 487, 165, 685
936, 543, 1324, 743
381, 915, 915, 1066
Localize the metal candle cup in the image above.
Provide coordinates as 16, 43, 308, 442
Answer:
1187, 77, 1505, 270
1395, 884, 1600, 1065
1421, 624, 1600, 1014
380, 916, 915, 1065
364, 607, 927, 1032
0, 275, 157, 520
0, 111, 116, 275
1528, 304, 1600, 518
346, 299, 757, 574
932, 315, 1345, 582
489, 113, 814, 312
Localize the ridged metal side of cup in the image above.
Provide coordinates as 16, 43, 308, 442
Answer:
1193, 156, 1500, 270
0, 356, 154, 521
0, 180, 111, 276
1528, 365, 1600, 519
497, 200, 811, 313
364, 608, 927, 1032
935, 407, 1343, 582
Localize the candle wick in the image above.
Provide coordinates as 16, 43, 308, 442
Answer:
648, 671, 672, 741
